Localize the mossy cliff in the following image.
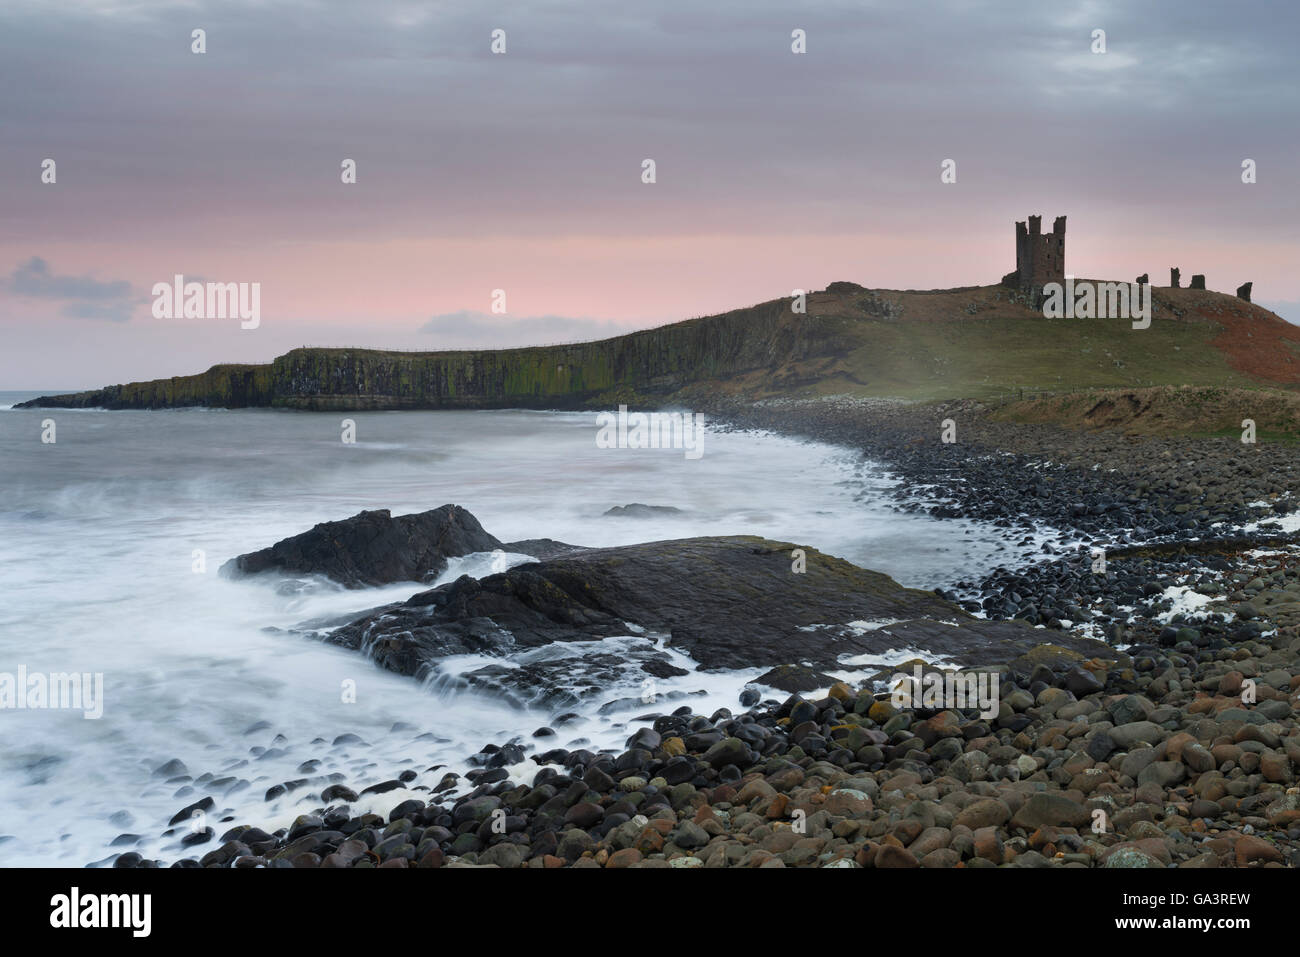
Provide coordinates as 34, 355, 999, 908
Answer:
20, 299, 855, 410
24, 362, 277, 410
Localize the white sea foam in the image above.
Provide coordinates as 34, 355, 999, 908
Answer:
1159, 584, 1216, 619
0, 406, 1029, 865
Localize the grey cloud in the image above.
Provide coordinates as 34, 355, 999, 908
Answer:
10, 257, 131, 301
7, 257, 138, 321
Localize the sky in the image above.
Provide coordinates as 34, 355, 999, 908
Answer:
2, 0, 1297, 390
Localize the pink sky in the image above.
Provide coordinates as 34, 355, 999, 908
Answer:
2, 0, 1297, 389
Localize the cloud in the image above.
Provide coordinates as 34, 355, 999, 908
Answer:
10, 256, 130, 300
419, 310, 651, 348
7, 257, 138, 321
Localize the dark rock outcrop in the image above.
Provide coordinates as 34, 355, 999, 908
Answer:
1237, 282, 1252, 303
1190, 274, 1206, 290
319, 536, 1115, 705
222, 506, 502, 588
1171, 267, 1180, 287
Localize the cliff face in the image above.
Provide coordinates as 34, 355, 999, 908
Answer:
25, 363, 277, 409
21, 299, 855, 410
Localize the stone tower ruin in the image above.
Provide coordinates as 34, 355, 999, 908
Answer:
1003, 214, 1066, 303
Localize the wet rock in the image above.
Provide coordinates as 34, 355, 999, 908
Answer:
222, 505, 502, 587
326, 535, 1113, 682
167, 797, 214, 827
321, 784, 360, 803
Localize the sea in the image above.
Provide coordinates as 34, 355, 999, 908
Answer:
0, 391, 1026, 865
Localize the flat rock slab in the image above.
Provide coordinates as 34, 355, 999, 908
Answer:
323, 536, 1115, 688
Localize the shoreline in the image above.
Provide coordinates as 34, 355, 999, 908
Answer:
92, 400, 1300, 868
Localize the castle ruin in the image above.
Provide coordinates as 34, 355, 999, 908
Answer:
1002, 214, 1065, 303
996, 218, 1255, 307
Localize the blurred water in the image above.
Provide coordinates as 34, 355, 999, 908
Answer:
0, 400, 1014, 865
